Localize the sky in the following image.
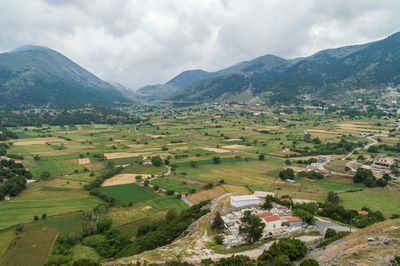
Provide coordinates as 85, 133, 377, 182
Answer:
0, 0, 399, 89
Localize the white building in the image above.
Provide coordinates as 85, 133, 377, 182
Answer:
230, 195, 261, 209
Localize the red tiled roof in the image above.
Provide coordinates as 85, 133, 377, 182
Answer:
283, 216, 302, 222
263, 215, 281, 222
358, 210, 369, 215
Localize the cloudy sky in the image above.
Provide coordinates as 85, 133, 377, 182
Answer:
1, 0, 399, 89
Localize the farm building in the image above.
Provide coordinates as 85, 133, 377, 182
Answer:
282, 216, 303, 227
257, 212, 282, 231
230, 195, 261, 209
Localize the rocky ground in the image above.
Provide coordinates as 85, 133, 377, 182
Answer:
308, 219, 400, 266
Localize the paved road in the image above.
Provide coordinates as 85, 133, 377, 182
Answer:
315, 216, 357, 234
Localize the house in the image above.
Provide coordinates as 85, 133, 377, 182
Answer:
262, 215, 282, 231
254, 191, 275, 199
373, 158, 393, 169
257, 212, 283, 232
358, 210, 369, 216
230, 195, 261, 209
282, 216, 303, 227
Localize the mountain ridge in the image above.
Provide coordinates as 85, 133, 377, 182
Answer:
138, 32, 400, 103
0, 45, 130, 108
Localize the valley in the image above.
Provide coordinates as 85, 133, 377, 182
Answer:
1, 103, 400, 266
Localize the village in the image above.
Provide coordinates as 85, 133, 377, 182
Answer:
218, 191, 348, 248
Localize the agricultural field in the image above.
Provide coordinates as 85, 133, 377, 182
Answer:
98, 183, 159, 204
1, 105, 400, 265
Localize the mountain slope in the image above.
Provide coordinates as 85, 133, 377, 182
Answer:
167, 32, 400, 103
137, 53, 297, 100
0, 45, 129, 108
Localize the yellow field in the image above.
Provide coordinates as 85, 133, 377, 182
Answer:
187, 186, 226, 204
221, 184, 251, 195
102, 174, 151, 187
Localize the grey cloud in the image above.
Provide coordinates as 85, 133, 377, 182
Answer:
0, 0, 399, 89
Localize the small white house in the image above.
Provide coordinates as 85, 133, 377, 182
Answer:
230, 195, 261, 209
262, 215, 282, 231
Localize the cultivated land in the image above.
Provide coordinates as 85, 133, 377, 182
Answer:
1, 105, 400, 265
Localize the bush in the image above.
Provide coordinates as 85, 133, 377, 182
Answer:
96, 218, 112, 234
258, 238, 307, 262
324, 228, 337, 239
212, 156, 221, 164
166, 189, 175, 195
151, 156, 163, 167
300, 259, 319, 266
279, 168, 295, 180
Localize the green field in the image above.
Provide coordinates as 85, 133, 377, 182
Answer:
1, 107, 400, 265
0, 213, 83, 266
148, 196, 189, 212
98, 184, 159, 204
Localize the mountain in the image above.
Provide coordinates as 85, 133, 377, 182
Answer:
0, 45, 129, 108
137, 54, 298, 100
141, 32, 400, 103
136, 69, 216, 100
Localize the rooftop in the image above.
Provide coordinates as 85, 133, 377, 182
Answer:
282, 216, 302, 222
231, 195, 260, 201
263, 215, 281, 222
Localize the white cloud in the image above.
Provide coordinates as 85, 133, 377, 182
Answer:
0, 0, 399, 89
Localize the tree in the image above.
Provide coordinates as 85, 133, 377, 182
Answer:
376, 178, 388, 187
190, 161, 198, 168
353, 168, 376, 187
324, 228, 337, 239
383, 173, 392, 181
96, 218, 112, 234
300, 259, 319, 266
135, 175, 142, 182
213, 156, 221, 164
72, 259, 100, 266
212, 211, 225, 233
258, 238, 307, 262
151, 156, 163, 167
285, 159, 292, 165
262, 195, 273, 210
40, 171, 51, 180
42, 213, 47, 220
294, 208, 315, 225
34, 215, 39, 222
327, 191, 339, 204
144, 180, 149, 186
258, 154, 265, 161
239, 211, 265, 243
165, 208, 177, 222
279, 168, 295, 180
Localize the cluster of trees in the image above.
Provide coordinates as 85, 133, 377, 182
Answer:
0, 159, 32, 200
0, 127, 18, 140
353, 168, 389, 187
239, 211, 265, 243
279, 168, 323, 181
278, 168, 295, 180
132, 238, 316, 266
46, 215, 128, 265
295, 158, 318, 165
293, 138, 363, 156
0, 106, 141, 127
320, 192, 385, 228
119, 201, 210, 257
297, 170, 324, 180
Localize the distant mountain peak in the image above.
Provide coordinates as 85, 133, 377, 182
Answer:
11, 45, 53, 53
